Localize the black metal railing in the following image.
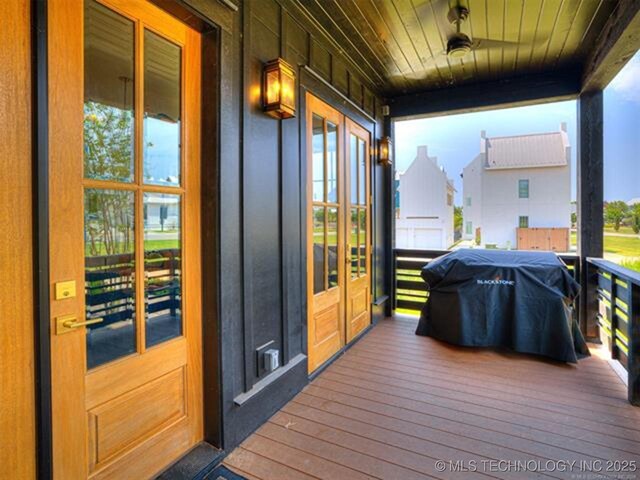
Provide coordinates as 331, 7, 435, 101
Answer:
588, 258, 640, 405
393, 249, 581, 315
392, 249, 449, 313
85, 248, 181, 329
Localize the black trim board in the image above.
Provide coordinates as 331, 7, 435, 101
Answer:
388, 69, 581, 119
201, 26, 223, 448
34, 0, 52, 477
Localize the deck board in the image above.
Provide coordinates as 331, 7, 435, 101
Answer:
224, 316, 638, 480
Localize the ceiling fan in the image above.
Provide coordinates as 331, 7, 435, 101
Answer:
435, 2, 519, 60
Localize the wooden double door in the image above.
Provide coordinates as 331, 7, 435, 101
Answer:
306, 93, 372, 373
48, 0, 203, 478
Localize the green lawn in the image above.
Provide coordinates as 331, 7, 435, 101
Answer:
601, 235, 640, 257
604, 225, 637, 235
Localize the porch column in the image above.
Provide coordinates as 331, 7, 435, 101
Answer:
577, 90, 604, 339
384, 115, 394, 317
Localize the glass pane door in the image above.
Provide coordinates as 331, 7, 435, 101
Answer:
83, 0, 184, 369
311, 114, 340, 294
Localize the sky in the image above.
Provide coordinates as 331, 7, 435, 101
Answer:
604, 51, 640, 202
395, 50, 640, 205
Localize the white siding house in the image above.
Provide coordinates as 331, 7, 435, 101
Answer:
396, 146, 455, 249
462, 124, 571, 248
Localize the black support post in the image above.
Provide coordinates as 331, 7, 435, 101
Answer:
384, 115, 394, 318
577, 90, 604, 340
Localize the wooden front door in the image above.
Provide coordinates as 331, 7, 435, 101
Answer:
306, 94, 345, 373
306, 93, 371, 373
49, 1, 202, 478
345, 118, 372, 342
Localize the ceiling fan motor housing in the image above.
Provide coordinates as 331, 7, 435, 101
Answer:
447, 33, 473, 58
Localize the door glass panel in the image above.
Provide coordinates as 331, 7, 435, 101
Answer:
312, 115, 324, 202
327, 122, 338, 203
143, 30, 181, 187
84, 189, 136, 369
350, 134, 358, 205
327, 207, 338, 288
144, 193, 182, 347
358, 138, 366, 205
359, 209, 367, 275
84, 0, 134, 183
350, 208, 359, 278
313, 207, 325, 293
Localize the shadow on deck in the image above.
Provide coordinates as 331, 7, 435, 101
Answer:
223, 315, 640, 480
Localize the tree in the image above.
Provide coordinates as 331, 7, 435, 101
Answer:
604, 201, 629, 231
628, 204, 640, 234
84, 101, 135, 256
454, 206, 463, 234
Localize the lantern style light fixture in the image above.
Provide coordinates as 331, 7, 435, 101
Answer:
378, 136, 392, 166
263, 58, 296, 119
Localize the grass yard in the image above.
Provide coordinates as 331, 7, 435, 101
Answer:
604, 225, 637, 235
601, 234, 640, 257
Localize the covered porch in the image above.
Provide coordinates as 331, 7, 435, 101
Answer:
3, 0, 640, 477
224, 315, 639, 479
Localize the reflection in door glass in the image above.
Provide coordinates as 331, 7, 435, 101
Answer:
327, 122, 338, 203
84, 189, 136, 369
359, 209, 367, 274
83, 0, 134, 182
313, 207, 325, 294
312, 115, 324, 202
359, 138, 366, 205
351, 208, 359, 278
144, 193, 182, 347
143, 30, 181, 187
327, 207, 339, 288
350, 135, 358, 205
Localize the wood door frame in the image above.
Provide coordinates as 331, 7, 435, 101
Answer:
44, 0, 216, 476
305, 92, 374, 373
344, 117, 372, 343
35, 1, 223, 474
305, 92, 346, 373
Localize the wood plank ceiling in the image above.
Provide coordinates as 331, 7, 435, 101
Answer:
293, 0, 618, 96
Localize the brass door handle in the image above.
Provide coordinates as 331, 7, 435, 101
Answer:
56, 315, 103, 335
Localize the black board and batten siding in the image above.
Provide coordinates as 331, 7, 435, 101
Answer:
183, 0, 389, 451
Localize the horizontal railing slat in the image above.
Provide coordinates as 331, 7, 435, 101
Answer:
587, 257, 639, 406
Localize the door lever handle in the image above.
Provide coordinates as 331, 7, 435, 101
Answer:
56, 315, 103, 335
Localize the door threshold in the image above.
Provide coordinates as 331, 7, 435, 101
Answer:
156, 442, 224, 480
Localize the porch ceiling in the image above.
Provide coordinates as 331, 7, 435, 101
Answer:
290, 0, 619, 97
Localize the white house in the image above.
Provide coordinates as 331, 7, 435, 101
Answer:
396, 146, 455, 249
462, 124, 571, 248
144, 193, 180, 231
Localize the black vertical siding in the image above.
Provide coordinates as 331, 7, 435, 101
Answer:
184, 0, 389, 451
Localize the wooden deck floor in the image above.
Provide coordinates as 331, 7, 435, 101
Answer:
223, 315, 640, 480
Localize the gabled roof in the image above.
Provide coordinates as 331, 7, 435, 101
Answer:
485, 131, 569, 170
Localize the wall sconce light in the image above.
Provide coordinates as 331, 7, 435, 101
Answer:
379, 136, 392, 166
263, 58, 296, 119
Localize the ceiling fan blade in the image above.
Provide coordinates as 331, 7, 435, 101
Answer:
472, 38, 519, 50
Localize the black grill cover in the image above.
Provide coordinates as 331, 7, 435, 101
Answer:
415, 249, 589, 363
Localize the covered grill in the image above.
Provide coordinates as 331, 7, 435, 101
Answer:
415, 249, 589, 363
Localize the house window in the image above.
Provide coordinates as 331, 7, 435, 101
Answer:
465, 221, 472, 235
465, 196, 471, 207
518, 179, 529, 198
519, 216, 529, 228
